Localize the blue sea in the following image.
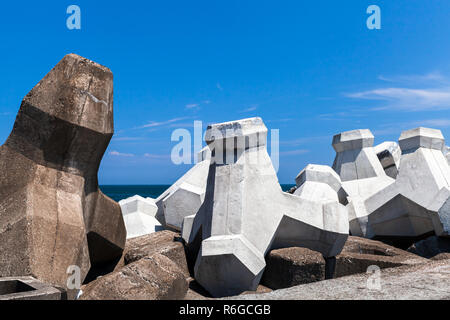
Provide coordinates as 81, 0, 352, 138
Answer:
100, 184, 296, 202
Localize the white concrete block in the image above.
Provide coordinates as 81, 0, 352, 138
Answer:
332, 129, 386, 181
374, 141, 401, 179
444, 146, 450, 166
155, 146, 211, 230
333, 127, 450, 239
119, 195, 162, 239
189, 118, 349, 297
399, 127, 445, 152
294, 164, 342, 202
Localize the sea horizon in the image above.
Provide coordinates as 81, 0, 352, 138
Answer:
100, 184, 296, 202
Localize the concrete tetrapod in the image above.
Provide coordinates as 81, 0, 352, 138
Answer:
156, 146, 211, 231
365, 127, 450, 238
332, 127, 450, 239
184, 118, 349, 297
119, 195, 162, 239
444, 146, 450, 166
0, 54, 126, 295
374, 141, 401, 179
331, 129, 395, 237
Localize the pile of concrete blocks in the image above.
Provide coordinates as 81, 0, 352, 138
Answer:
0, 54, 126, 298
119, 195, 162, 239
183, 117, 349, 297
331, 129, 395, 237
374, 141, 401, 178
332, 127, 450, 239
156, 146, 211, 231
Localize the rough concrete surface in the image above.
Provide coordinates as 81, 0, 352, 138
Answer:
224, 259, 450, 300
0, 54, 125, 296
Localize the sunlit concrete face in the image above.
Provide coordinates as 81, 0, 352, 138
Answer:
185, 117, 349, 297
374, 141, 401, 179
119, 195, 162, 239
155, 147, 210, 231
0, 54, 126, 297
332, 127, 450, 239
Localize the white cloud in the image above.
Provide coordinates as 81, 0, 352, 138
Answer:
216, 83, 223, 91
413, 119, 450, 128
109, 150, 135, 157
347, 87, 450, 111
135, 117, 189, 129
240, 104, 258, 113
112, 136, 144, 142
347, 72, 450, 111
280, 135, 330, 147
144, 153, 170, 159
279, 149, 310, 156
185, 103, 200, 109
377, 72, 446, 84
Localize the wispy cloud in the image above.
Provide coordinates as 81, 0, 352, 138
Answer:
266, 118, 296, 123
112, 137, 144, 142
280, 135, 330, 147
185, 103, 200, 109
279, 149, 310, 156
109, 150, 135, 157
135, 117, 189, 130
411, 118, 450, 128
216, 83, 223, 91
347, 72, 450, 111
372, 118, 450, 137
144, 153, 171, 159
347, 87, 450, 111
240, 104, 258, 113
377, 72, 447, 84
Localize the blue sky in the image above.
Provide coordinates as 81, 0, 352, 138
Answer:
0, 1, 449, 184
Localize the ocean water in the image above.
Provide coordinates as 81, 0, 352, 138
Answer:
100, 184, 296, 202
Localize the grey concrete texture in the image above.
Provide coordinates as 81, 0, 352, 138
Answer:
332, 127, 450, 239
224, 259, 450, 300
374, 141, 401, 179
0, 54, 126, 296
119, 195, 162, 239
332, 129, 386, 182
156, 146, 211, 231
0, 276, 63, 300
184, 117, 349, 297
79, 253, 188, 300
445, 146, 450, 166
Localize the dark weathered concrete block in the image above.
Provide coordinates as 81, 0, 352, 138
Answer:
0, 277, 63, 300
0, 54, 126, 296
